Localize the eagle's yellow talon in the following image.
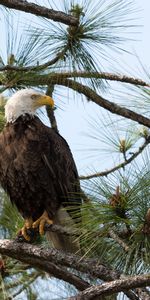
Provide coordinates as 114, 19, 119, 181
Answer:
32, 211, 53, 236
21, 218, 33, 241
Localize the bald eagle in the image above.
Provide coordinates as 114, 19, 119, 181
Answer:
0, 89, 81, 253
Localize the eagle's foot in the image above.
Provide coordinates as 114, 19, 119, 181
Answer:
21, 218, 33, 241
32, 211, 53, 235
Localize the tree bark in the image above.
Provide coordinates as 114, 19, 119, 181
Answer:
0, 0, 78, 25
0, 239, 119, 281
68, 275, 150, 300
56, 78, 150, 128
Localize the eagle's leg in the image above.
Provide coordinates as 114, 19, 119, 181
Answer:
32, 211, 53, 235
21, 218, 33, 241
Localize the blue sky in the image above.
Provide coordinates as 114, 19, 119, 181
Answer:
0, 0, 150, 176
0, 1, 150, 299
52, 0, 150, 176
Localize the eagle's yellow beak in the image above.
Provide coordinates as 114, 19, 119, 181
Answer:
36, 95, 54, 108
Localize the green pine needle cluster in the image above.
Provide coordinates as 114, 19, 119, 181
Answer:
80, 164, 150, 274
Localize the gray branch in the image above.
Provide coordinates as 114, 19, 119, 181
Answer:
0, 0, 78, 26
68, 274, 150, 300
55, 78, 150, 128
0, 239, 119, 281
0, 239, 140, 300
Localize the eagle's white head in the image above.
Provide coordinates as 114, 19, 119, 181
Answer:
5, 89, 54, 123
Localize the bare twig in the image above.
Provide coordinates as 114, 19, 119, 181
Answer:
108, 230, 129, 252
68, 274, 150, 300
79, 137, 150, 179
0, 0, 78, 26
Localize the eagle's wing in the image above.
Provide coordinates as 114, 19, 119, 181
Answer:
0, 117, 81, 252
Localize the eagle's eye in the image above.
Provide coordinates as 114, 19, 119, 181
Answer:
31, 94, 39, 100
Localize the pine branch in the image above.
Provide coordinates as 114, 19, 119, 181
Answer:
7, 76, 149, 128
55, 78, 150, 128
1, 68, 149, 88
68, 274, 150, 300
65, 72, 150, 87
0, 239, 140, 300
0, 0, 78, 26
0, 239, 119, 282
0, 48, 68, 72
79, 136, 150, 179
49, 71, 150, 87
0, 240, 89, 291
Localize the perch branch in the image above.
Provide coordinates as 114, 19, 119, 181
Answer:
0, 239, 89, 291
0, 239, 140, 300
0, 239, 119, 282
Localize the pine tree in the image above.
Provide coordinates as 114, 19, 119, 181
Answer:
0, 1, 150, 299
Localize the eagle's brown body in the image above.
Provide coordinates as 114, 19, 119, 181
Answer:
0, 114, 81, 233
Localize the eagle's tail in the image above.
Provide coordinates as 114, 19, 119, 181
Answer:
46, 206, 81, 254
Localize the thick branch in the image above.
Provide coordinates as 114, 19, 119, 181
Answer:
80, 137, 150, 179
0, 239, 119, 282
0, 239, 140, 300
0, 240, 89, 291
0, 0, 78, 26
69, 274, 150, 300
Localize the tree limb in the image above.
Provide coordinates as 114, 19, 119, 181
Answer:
1, 75, 150, 129
135, 287, 150, 300
79, 136, 150, 179
5, 76, 149, 127
0, 239, 89, 291
0, 239, 139, 300
1, 68, 150, 88
55, 78, 150, 128
0, 0, 78, 26
68, 274, 150, 300
0, 239, 119, 282
48, 71, 150, 87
